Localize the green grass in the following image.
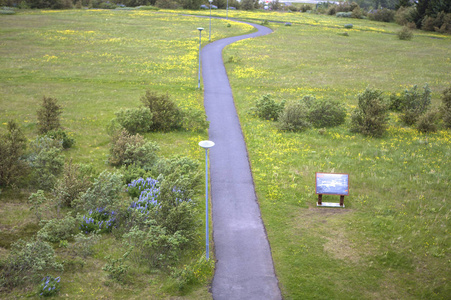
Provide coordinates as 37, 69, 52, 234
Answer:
222, 13, 451, 300
0, 9, 255, 299
1, 8, 450, 299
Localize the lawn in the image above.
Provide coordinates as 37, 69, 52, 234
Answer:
221, 11, 451, 300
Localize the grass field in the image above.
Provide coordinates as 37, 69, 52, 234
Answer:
1, 8, 450, 300
0, 9, 254, 299
221, 11, 451, 300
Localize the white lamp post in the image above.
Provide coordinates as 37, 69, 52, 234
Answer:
197, 27, 203, 89
209, 0, 213, 42
226, 0, 229, 20
199, 140, 215, 260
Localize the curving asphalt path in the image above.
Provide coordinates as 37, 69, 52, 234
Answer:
201, 22, 282, 300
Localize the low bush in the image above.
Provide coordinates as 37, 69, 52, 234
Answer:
70, 232, 100, 258
440, 86, 451, 129
278, 101, 311, 131
29, 190, 52, 222
400, 84, 431, 126
422, 12, 451, 33
37, 214, 77, 243
53, 160, 93, 208
109, 129, 159, 168
122, 223, 187, 268
44, 129, 75, 149
368, 8, 395, 22
27, 136, 65, 191
253, 94, 285, 121
120, 163, 152, 184
300, 4, 311, 12
169, 255, 214, 293
336, 12, 352, 18
0, 120, 28, 187
37, 96, 62, 134
395, 6, 416, 25
140, 91, 182, 131
180, 108, 209, 132
416, 110, 440, 133
152, 156, 201, 192
74, 170, 123, 212
308, 99, 347, 128
114, 107, 153, 134
103, 249, 131, 282
388, 93, 404, 111
397, 26, 413, 40
350, 88, 388, 137
0, 238, 63, 289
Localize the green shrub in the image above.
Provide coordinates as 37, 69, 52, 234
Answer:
300, 4, 311, 12
114, 107, 153, 134
37, 96, 62, 134
169, 255, 214, 293
416, 110, 440, 133
152, 156, 201, 192
70, 232, 100, 258
120, 163, 152, 184
336, 12, 352, 18
0, 238, 63, 289
122, 223, 187, 268
368, 8, 395, 22
397, 26, 413, 40
140, 91, 182, 131
395, 6, 416, 25
28, 190, 50, 222
27, 136, 65, 191
388, 93, 404, 111
53, 160, 93, 208
344, 23, 353, 28
44, 129, 75, 149
277, 101, 311, 131
109, 129, 159, 168
400, 84, 431, 126
37, 214, 77, 243
103, 249, 131, 282
308, 99, 347, 128
0, 120, 28, 187
180, 108, 209, 132
440, 86, 451, 129
74, 170, 123, 212
253, 94, 285, 121
422, 12, 451, 33
350, 88, 388, 137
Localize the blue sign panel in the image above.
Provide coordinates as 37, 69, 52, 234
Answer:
316, 173, 349, 196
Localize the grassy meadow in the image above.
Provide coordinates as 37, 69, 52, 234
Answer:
0, 9, 254, 299
1, 7, 450, 300
220, 11, 450, 300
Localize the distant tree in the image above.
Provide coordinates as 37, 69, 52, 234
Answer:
37, 96, 62, 134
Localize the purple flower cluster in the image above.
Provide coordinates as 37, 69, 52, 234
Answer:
39, 276, 60, 297
129, 177, 160, 214
80, 207, 116, 234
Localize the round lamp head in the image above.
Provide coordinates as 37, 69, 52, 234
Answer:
199, 140, 215, 149
197, 27, 204, 31
209, 0, 213, 3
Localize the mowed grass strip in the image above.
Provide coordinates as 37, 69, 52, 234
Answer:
223, 14, 450, 299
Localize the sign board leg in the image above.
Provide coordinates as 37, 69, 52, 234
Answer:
340, 195, 344, 206
318, 194, 322, 205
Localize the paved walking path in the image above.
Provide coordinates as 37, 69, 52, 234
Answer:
201, 22, 282, 300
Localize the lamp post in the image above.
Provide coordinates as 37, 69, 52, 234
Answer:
209, 0, 213, 42
199, 140, 215, 260
226, 0, 229, 20
197, 27, 203, 89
